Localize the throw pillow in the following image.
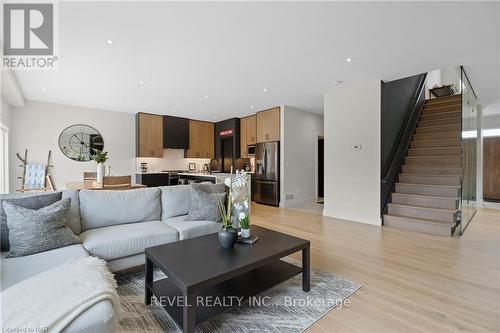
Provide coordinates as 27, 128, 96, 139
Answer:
186, 186, 226, 222
0, 191, 62, 252
3, 198, 81, 258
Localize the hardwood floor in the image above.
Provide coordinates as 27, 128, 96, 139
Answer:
251, 203, 500, 332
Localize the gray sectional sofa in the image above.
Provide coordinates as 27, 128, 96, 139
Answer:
0, 184, 225, 333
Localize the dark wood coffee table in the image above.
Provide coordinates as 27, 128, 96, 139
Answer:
145, 225, 310, 333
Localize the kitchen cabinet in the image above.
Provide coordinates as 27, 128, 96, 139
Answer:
256, 107, 280, 143
163, 116, 189, 149
185, 120, 214, 158
240, 117, 248, 158
247, 115, 257, 144
136, 173, 170, 187
137, 113, 163, 157
240, 115, 257, 158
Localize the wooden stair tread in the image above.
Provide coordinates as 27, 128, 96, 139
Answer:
397, 182, 460, 188
416, 124, 459, 130
392, 192, 460, 200
384, 214, 456, 226
406, 155, 460, 158
399, 173, 461, 179
420, 111, 461, 117
388, 202, 458, 213
410, 139, 461, 144
408, 147, 460, 151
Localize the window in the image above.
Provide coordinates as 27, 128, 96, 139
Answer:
0, 120, 9, 194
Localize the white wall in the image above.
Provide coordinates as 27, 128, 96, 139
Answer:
1, 97, 11, 126
281, 106, 324, 207
323, 80, 381, 225
9, 101, 136, 191
441, 67, 461, 90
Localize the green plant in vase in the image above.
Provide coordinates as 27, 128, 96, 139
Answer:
217, 173, 237, 248
239, 212, 250, 238
91, 151, 108, 183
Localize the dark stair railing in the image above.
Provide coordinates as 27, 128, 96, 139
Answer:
381, 73, 427, 216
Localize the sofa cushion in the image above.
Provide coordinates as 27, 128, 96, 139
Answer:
79, 221, 178, 260
165, 215, 221, 240
186, 186, 226, 222
62, 189, 81, 235
79, 188, 161, 231
62, 299, 117, 333
0, 244, 88, 291
191, 182, 226, 194
4, 199, 81, 258
159, 185, 192, 219
0, 191, 62, 252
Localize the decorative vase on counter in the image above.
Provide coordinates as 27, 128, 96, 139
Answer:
97, 163, 105, 183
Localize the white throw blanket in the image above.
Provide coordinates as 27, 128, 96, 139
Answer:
1, 256, 123, 332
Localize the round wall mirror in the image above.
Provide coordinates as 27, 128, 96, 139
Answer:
58, 124, 104, 162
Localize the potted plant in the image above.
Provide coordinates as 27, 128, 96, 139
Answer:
92, 151, 108, 183
239, 212, 250, 238
217, 190, 237, 248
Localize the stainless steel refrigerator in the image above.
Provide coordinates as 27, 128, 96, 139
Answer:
254, 141, 280, 206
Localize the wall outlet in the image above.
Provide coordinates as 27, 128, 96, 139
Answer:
351, 144, 362, 151
286, 193, 294, 200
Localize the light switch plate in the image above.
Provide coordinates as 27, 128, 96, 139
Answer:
352, 144, 362, 151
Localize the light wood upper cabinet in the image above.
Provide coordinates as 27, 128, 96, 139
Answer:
256, 107, 280, 143
240, 117, 248, 158
247, 115, 257, 144
137, 113, 163, 157
240, 115, 257, 158
186, 120, 214, 159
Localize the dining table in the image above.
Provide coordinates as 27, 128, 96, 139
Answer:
66, 180, 147, 190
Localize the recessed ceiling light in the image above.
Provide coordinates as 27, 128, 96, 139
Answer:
172, 109, 176, 113
204, 95, 209, 99
263, 88, 268, 92
345, 58, 352, 63
214, 116, 217, 120
332, 81, 342, 86
106, 39, 113, 44
138, 81, 144, 85
118, 99, 122, 104
42, 88, 48, 92
250, 106, 254, 109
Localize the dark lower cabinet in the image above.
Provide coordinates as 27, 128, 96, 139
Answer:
163, 116, 189, 149
136, 173, 169, 187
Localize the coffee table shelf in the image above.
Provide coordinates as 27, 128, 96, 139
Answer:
145, 225, 310, 333
149, 259, 302, 328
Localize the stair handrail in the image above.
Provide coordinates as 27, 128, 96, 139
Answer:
381, 73, 427, 216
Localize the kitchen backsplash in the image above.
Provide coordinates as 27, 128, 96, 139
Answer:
136, 149, 210, 172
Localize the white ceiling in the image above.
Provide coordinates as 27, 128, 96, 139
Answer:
5, 1, 500, 121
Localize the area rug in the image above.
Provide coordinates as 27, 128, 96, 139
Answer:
116, 259, 361, 332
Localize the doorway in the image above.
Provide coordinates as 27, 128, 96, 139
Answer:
318, 137, 324, 204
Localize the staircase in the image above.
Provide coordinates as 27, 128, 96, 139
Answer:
383, 94, 462, 236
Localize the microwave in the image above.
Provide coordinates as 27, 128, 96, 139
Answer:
247, 145, 255, 156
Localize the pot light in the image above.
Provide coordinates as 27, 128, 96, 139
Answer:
118, 99, 122, 105
250, 106, 254, 109
172, 109, 176, 113
345, 58, 352, 63
214, 116, 217, 120
138, 81, 144, 85
106, 39, 113, 45
263, 88, 268, 92
332, 81, 342, 86
204, 95, 209, 99
42, 88, 48, 92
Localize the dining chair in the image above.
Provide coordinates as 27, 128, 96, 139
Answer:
102, 175, 131, 190
83, 172, 97, 181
